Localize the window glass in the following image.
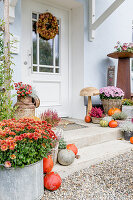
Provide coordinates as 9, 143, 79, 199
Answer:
32, 13, 60, 73
33, 66, 37, 72
39, 67, 53, 73
32, 21, 37, 64
55, 68, 59, 73
39, 38, 53, 66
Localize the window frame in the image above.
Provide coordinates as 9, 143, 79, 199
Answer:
32, 12, 61, 74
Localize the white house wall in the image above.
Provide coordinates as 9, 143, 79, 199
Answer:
71, 0, 133, 119
70, 5, 85, 119
83, 0, 133, 103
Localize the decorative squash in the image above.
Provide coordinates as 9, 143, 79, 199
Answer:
43, 155, 53, 173
100, 120, 108, 127
85, 116, 91, 123
109, 120, 118, 128
108, 108, 121, 116
130, 137, 133, 144
44, 172, 62, 191
66, 144, 78, 155
58, 149, 75, 166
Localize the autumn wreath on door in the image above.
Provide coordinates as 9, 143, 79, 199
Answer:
37, 12, 58, 40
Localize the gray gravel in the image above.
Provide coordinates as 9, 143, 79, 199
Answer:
43, 150, 133, 200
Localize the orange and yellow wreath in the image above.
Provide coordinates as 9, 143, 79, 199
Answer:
37, 12, 58, 40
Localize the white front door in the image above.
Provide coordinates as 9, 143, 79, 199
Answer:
21, 0, 69, 117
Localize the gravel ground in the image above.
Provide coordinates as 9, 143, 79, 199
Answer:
43, 150, 133, 200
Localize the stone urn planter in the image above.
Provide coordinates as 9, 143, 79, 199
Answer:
123, 131, 133, 141
14, 96, 35, 119
0, 160, 44, 200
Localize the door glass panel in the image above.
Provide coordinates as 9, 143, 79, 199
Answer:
32, 13, 60, 73
39, 38, 53, 66
32, 13, 37, 20
55, 68, 59, 73
32, 21, 37, 64
33, 66, 37, 72
39, 67, 53, 73
55, 33, 59, 66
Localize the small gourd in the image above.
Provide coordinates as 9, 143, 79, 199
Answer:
58, 149, 75, 166
100, 120, 108, 127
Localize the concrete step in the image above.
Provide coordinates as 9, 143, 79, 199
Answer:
63, 125, 122, 148
53, 140, 132, 179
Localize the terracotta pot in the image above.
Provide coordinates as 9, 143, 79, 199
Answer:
101, 99, 122, 114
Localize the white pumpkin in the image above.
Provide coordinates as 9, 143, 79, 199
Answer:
58, 149, 75, 166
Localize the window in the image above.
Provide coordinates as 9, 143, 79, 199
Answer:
32, 13, 60, 73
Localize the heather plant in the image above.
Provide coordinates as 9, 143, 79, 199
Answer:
58, 137, 66, 149
89, 107, 103, 118
40, 109, 61, 127
112, 112, 127, 120
114, 41, 133, 53
120, 121, 133, 133
99, 86, 124, 100
103, 116, 113, 123
0, 118, 57, 168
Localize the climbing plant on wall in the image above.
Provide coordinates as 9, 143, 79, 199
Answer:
0, 19, 17, 120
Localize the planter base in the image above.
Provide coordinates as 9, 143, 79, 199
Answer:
0, 160, 44, 200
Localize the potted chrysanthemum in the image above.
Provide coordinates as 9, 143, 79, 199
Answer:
99, 86, 124, 114
0, 118, 57, 200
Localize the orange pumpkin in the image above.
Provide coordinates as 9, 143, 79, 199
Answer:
109, 120, 118, 128
43, 155, 53, 173
66, 144, 78, 155
85, 115, 91, 123
44, 172, 62, 191
108, 108, 121, 116
130, 137, 133, 144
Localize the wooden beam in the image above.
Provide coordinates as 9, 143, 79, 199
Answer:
92, 0, 125, 30
89, 0, 125, 41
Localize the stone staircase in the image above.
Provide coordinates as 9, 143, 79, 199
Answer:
53, 119, 132, 179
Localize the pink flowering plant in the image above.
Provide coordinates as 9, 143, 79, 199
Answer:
89, 107, 103, 118
40, 109, 61, 127
114, 41, 133, 53
100, 86, 124, 100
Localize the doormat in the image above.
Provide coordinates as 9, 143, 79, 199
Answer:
58, 123, 87, 131
59, 119, 75, 126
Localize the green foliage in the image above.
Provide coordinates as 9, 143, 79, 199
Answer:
122, 99, 133, 106
0, 19, 17, 121
58, 137, 66, 150
112, 112, 127, 120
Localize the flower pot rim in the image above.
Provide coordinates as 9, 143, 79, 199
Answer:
0, 159, 43, 170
